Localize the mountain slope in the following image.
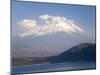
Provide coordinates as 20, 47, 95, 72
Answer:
20, 15, 84, 37
48, 43, 96, 63
12, 43, 96, 66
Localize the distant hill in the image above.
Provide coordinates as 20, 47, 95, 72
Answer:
12, 43, 96, 66
48, 43, 96, 63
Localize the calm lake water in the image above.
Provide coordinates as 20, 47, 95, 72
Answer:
11, 62, 96, 74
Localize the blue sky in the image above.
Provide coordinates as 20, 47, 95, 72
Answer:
12, 1, 96, 37
12, 0, 96, 57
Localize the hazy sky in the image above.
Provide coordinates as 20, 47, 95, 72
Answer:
11, 1, 96, 57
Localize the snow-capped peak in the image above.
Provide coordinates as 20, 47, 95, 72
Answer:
19, 14, 84, 37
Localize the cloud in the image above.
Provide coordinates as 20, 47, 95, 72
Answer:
18, 19, 37, 29
18, 14, 84, 37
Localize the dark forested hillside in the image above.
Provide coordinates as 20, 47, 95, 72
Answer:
48, 43, 96, 63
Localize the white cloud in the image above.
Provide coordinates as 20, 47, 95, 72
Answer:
18, 14, 84, 37
18, 19, 37, 29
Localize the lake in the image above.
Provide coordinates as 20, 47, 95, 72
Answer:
11, 62, 96, 74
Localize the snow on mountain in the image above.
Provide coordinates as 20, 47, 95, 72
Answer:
19, 14, 84, 37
